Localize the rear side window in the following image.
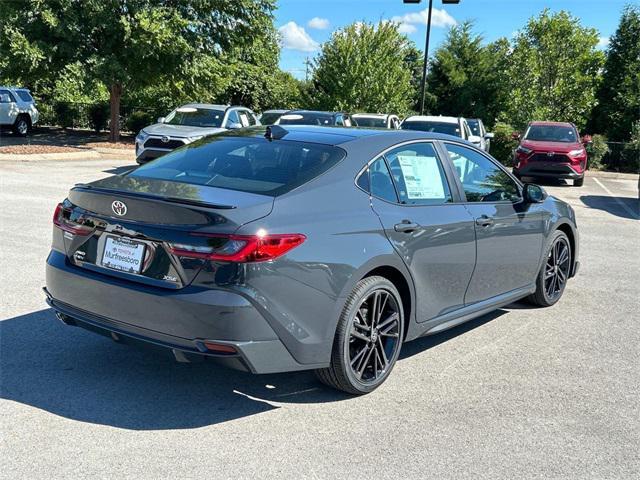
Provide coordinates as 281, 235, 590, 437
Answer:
16, 90, 33, 102
130, 136, 346, 197
385, 143, 452, 205
369, 157, 397, 203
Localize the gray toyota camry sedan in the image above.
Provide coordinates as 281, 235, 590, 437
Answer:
45, 126, 579, 394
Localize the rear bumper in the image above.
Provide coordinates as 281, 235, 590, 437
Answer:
514, 161, 584, 179
45, 250, 323, 374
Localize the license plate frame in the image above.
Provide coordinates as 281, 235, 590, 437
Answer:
101, 235, 146, 274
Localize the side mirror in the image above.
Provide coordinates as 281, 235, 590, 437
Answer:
523, 183, 547, 203
468, 135, 483, 146
157, 117, 165, 123
227, 122, 243, 129
484, 132, 495, 139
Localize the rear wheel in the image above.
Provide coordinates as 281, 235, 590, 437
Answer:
315, 276, 404, 395
528, 230, 572, 307
574, 177, 584, 187
12, 115, 30, 137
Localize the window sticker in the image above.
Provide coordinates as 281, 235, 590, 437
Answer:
397, 155, 445, 200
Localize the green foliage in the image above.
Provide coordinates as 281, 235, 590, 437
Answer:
426, 22, 509, 126
586, 135, 610, 170
54, 102, 79, 129
490, 122, 520, 166
310, 22, 415, 115
620, 121, 640, 172
88, 103, 110, 132
506, 9, 605, 130
591, 5, 640, 142
126, 111, 154, 134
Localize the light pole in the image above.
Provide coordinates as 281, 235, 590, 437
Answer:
403, 0, 461, 115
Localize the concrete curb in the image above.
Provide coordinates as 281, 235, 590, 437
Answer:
0, 148, 135, 162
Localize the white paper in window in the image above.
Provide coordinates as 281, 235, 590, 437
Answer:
397, 155, 445, 200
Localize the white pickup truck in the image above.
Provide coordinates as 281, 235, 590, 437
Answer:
0, 87, 39, 136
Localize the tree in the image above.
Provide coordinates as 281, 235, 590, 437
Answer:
591, 4, 640, 142
425, 22, 510, 126
506, 9, 605, 131
310, 22, 415, 115
0, 0, 276, 140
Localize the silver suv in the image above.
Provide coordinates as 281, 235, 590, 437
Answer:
135, 104, 259, 164
0, 87, 39, 136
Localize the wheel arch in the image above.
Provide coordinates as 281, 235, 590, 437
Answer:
554, 221, 578, 277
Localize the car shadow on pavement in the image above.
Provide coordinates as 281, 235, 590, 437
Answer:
1, 306, 511, 430
580, 195, 640, 220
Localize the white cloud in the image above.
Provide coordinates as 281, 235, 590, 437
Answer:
391, 7, 457, 34
597, 36, 610, 49
278, 21, 320, 52
308, 17, 330, 30
397, 23, 417, 35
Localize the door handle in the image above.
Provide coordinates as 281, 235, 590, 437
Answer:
394, 220, 420, 233
475, 215, 494, 227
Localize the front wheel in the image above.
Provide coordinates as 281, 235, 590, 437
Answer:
315, 276, 404, 395
528, 230, 572, 307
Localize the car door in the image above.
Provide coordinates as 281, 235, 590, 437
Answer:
0, 89, 16, 125
363, 141, 477, 322
442, 142, 545, 304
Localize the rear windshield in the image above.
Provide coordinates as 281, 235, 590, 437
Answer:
130, 135, 345, 197
354, 117, 386, 128
279, 113, 333, 126
16, 90, 34, 102
402, 121, 461, 137
259, 112, 284, 125
524, 125, 578, 143
165, 107, 225, 128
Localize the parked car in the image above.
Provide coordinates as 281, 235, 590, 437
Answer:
401, 115, 485, 149
46, 125, 579, 394
135, 104, 259, 164
352, 113, 401, 129
258, 109, 288, 125
0, 86, 39, 136
512, 121, 589, 187
277, 110, 355, 127
466, 118, 494, 152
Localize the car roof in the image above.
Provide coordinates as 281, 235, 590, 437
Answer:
529, 121, 574, 127
404, 115, 459, 124
286, 110, 342, 117
262, 109, 288, 114
352, 113, 389, 119
224, 125, 472, 146
180, 103, 235, 110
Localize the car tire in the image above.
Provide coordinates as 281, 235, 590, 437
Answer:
528, 230, 572, 307
315, 276, 404, 395
12, 115, 31, 137
573, 177, 584, 187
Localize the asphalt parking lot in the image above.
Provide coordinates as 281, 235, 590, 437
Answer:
1, 157, 639, 479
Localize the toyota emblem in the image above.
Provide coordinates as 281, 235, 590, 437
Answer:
547, 151, 555, 157
161, 135, 170, 143
111, 200, 127, 216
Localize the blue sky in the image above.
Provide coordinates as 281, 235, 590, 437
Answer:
275, 0, 629, 78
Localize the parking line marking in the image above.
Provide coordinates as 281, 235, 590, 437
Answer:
593, 177, 639, 220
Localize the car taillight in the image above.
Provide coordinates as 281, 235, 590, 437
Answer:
169, 232, 306, 263
53, 203, 93, 236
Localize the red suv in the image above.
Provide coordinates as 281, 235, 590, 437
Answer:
513, 121, 588, 187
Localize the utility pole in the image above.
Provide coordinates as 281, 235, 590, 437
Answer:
403, 0, 461, 115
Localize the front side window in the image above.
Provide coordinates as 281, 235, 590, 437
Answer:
225, 110, 240, 127
369, 157, 397, 203
165, 107, 225, 128
445, 143, 520, 203
130, 136, 345, 197
385, 143, 452, 205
